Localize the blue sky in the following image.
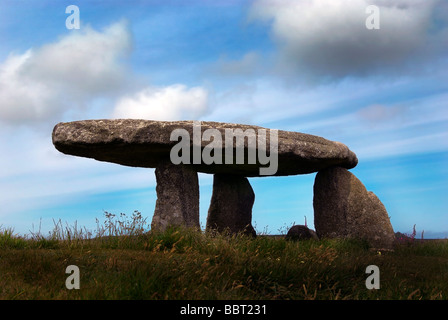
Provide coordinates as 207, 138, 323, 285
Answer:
0, 0, 447, 238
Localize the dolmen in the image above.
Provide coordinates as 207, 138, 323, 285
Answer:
52, 119, 395, 249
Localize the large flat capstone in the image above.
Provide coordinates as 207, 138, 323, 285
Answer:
52, 119, 357, 177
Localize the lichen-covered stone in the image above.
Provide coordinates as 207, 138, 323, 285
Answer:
206, 174, 256, 237
52, 119, 358, 177
313, 167, 395, 249
151, 161, 199, 231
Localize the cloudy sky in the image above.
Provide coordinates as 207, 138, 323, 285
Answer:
1, 0, 447, 238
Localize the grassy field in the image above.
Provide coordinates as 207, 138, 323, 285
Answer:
0, 211, 447, 300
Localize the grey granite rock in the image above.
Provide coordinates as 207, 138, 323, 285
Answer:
151, 161, 200, 231
286, 225, 319, 241
206, 174, 256, 237
313, 167, 395, 249
52, 119, 358, 177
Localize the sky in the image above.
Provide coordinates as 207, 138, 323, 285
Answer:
0, 0, 447, 238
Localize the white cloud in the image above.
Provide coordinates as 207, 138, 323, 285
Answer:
204, 78, 378, 125
28, 20, 132, 95
112, 84, 209, 120
357, 104, 409, 128
250, 0, 446, 80
211, 52, 261, 77
0, 50, 58, 123
355, 131, 448, 160
0, 20, 132, 124
0, 19, 211, 125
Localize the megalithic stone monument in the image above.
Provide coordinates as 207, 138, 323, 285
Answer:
52, 119, 395, 248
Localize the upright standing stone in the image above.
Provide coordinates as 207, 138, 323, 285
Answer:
151, 161, 200, 231
206, 174, 256, 237
313, 167, 395, 249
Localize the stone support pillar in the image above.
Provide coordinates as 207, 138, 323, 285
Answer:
313, 166, 395, 249
206, 174, 256, 237
151, 161, 200, 231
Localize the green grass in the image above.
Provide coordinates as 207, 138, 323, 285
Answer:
0, 212, 447, 300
